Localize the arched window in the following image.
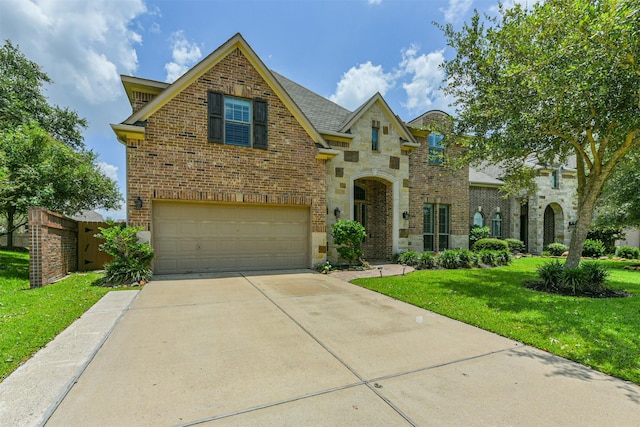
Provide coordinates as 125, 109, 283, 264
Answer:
473, 212, 484, 227
492, 213, 502, 238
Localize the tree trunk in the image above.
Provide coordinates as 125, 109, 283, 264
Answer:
565, 174, 606, 269
6, 208, 14, 248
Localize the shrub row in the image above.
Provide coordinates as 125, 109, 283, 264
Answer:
396, 248, 512, 270
537, 259, 610, 294
544, 241, 640, 259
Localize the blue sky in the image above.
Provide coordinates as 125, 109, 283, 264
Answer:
0, 0, 527, 220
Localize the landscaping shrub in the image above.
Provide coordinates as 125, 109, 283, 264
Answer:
537, 259, 565, 289
580, 261, 610, 292
582, 239, 606, 258
587, 225, 623, 254
546, 242, 568, 256
477, 249, 496, 266
96, 223, 154, 286
418, 252, 437, 269
469, 225, 490, 246
456, 249, 478, 268
397, 250, 420, 267
439, 249, 462, 269
616, 245, 640, 260
496, 249, 513, 266
505, 238, 525, 253
332, 220, 366, 265
535, 259, 611, 295
472, 238, 508, 252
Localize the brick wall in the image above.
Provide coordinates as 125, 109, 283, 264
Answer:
408, 112, 470, 250
125, 47, 327, 266
469, 186, 511, 239
29, 207, 78, 288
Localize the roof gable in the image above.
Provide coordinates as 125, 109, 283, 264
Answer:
339, 93, 415, 143
122, 33, 327, 148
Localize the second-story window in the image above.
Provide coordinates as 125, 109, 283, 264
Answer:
208, 91, 268, 149
372, 119, 380, 151
428, 132, 445, 165
551, 170, 560, 189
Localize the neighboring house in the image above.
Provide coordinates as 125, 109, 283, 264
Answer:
71, 210, 105, 222
470, 159, 578, 254
111, 33, 470, 274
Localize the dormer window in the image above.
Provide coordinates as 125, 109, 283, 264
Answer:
428, 132, 445, 165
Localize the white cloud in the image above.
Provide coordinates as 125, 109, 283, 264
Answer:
399, 45, 452, 113
97, 161, 119, 182
368, 0, 382, 5
164, 31, 202, 83
329, 62, 394, 110
441, 0, 473, 24
0, 0, 146, 105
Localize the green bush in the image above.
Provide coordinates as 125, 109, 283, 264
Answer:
418, 252, 437, 269
439, 249, 461, 269
332, 220, 366, 264
587, 225, 623, 254
496, 249, 513, 266
580, 261, 610, 292
546, 242, 568, 256
582, 239, 606, 258
536, 259, 611, 294
616, 245, 640, 259
456, 249, 478, 268
96, 223, 154, 286
470, 225, 490, 246
478, 249, 497, 266
472, 238, 508, 252
537, 259, 565, 289
397, 251, 420, 267
505, 238, 525, 253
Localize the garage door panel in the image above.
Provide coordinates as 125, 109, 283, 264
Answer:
153, 202, 310, 274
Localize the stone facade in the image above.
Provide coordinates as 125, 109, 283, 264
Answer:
469, 165, 578, 254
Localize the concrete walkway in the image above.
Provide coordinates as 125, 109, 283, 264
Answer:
2, 270, 639, 426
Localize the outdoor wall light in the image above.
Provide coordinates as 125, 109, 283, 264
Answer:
334, 207, 341, 218
402, 211, 410, 219
135, 196, 143, 210
568, 221, 577, 228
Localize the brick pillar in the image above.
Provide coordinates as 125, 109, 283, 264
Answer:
29, 207, 47, 288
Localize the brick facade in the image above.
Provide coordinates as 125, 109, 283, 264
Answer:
407, 112, 470, 251
29, 207, 78, 288
124, 46, 327, 265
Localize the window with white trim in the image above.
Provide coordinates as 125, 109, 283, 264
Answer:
208, 91, 268, 149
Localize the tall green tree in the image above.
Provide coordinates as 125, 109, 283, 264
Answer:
440, 0, 640, 268
596, 150, 640, 228
0, 124, 121, 246
0, 40, 86, 149
0, 41, 122, 246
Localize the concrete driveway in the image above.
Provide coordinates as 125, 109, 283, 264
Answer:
4, 271, 640, 426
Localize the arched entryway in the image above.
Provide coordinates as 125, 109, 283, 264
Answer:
543, 203, 565, 248
353, 177, 393, 260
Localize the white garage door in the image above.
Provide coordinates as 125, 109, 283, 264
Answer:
153, 202, 310, 274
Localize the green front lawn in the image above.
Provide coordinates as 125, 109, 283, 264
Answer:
0, 250, 112, 381
353, 257, 640, 385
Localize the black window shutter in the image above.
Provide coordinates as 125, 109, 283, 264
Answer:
208, 91, 223, 143
253, 98, 268, 150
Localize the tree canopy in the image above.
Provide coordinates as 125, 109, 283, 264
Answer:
0, 41, 122, 246
596, 150, 640, 228
440, 0, 640, 267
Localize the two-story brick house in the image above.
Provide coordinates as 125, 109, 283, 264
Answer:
111, 33, 469, 274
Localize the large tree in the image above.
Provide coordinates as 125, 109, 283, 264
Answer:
440, 0, 640, 268
595, 150, 640, 228
0, 41, 122, 246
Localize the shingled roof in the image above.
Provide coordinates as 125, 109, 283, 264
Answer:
271, 71, 352, 133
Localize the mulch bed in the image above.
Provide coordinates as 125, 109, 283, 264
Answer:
524, 281, 633, 298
